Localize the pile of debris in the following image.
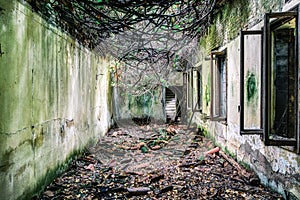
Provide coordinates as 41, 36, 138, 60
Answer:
109, 124, 179, 152
38, 124, 283, 199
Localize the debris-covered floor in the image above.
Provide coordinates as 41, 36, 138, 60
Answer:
38, 123, 283, 199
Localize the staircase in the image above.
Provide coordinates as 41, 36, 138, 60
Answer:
165, 88, 177, 122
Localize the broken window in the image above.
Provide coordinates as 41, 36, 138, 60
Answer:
211, 51, 227, 121
240, 10, 299, 153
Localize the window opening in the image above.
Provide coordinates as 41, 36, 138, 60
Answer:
240, 11, 299, 152
265, 12, 298, 146
211, 51, 227, 121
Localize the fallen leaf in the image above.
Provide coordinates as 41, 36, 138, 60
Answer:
112, 131, 120, 137
44, 190, 54, 197
38, 124, 284, 200
134, 163, 149, 169
109, 159, 117, 167
115, 144, 131, 150
151, 145, 161, 150
158, 185, 173, 194
85, 164, 95, 171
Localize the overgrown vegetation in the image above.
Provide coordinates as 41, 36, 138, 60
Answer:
200, 0, 250, 52
23, 0, 218, 96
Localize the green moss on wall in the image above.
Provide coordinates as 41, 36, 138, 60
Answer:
200, 0, 250, 52
200, 0, 285, 52
33, 126, 45, 149
107, 64, 113, 114
197, 125, 252, 171
22, 149, 85, 200
0, 2, 113, 199
262, 0, 283, 12
197, 125, 217, 146
0, 147, 13, 172
222, 0, 250, 40
205, 75, 210, 107
128, 92, 154, 117
206, 22, 223, 51
246, 72, 258, 103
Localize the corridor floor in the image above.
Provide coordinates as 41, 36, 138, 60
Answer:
38, 123, 283, 199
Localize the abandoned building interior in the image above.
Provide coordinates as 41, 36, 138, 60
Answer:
0, 0, 300, 199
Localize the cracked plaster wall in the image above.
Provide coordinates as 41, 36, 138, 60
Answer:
0, 1, 112, 199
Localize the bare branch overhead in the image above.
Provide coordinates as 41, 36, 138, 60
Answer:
24, 0, 217, 52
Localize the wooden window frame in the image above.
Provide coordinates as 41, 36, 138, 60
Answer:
264, 11, 298, 147
192, 67, 203, 112
240, 10, 300, 153
187, 70, 193, 110
210, 51, 227, 121
240, 30, 264, 135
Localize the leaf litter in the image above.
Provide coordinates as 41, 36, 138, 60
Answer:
38, 123, 283, 199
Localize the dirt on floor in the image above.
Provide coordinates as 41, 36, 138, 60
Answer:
37, 123, 284, 200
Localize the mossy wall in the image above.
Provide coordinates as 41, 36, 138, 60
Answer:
200, 0, 285, 53
0, 1, 112, 199
193, 0, 299, 198
113, 86, 164, 122
112, 69, 183, 123
200, 0, 251, 52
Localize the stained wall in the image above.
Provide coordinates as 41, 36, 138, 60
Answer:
0, 1, 112, 199
190, 0, 300, 199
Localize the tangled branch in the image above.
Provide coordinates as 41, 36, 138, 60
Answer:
25, 0, 216, 49
24, 0, 217, 95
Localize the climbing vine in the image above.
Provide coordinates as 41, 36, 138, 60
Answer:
200, 0, 250, 52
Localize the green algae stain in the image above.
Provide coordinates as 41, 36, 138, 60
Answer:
262, 0, 283, 12
0, 147, 13, 172
246, 72, 257, 102
25, 149, 85, 200
128, 92, 154, 116
205, 75, 210, 107
33, 126, 44, 149
200, 0, 250, 52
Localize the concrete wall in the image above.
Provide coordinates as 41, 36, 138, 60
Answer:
113, 86, 164, 122
190, 0, 300, 199
0, 1, 112, 199
112, 69, 183, 124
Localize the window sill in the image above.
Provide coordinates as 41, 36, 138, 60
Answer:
211, 116, 227, 125
192, 109, 202, 113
